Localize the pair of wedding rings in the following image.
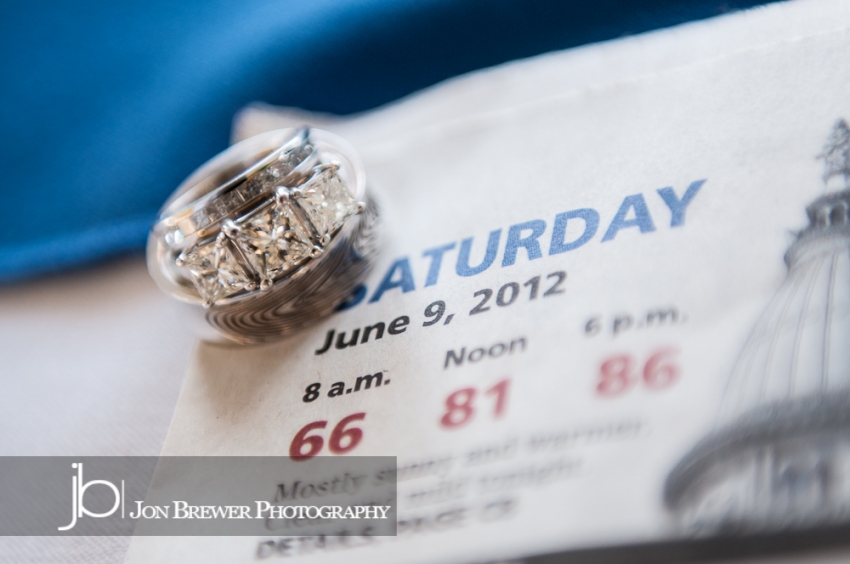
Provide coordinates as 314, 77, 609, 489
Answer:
147, 128, 380, 344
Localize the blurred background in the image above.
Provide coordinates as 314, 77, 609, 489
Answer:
0, 0, 770, 282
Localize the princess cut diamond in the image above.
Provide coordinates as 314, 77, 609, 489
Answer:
295, 165, 358, 238
232, 203, 312, 285
178, 241, 252, 306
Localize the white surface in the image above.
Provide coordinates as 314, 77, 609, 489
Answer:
0, 257, 194, 457
0, 258, 195, 562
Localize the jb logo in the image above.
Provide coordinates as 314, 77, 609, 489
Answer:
58, 462, 124, 531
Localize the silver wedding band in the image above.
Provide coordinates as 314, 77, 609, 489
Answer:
147, 127, 380, 344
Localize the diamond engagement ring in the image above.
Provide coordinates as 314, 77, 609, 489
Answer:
147, 127, 380, 344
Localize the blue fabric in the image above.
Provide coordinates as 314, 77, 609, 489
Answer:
0, 0, 771, 282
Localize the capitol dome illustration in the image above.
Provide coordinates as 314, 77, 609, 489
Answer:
664, 120, 850, 534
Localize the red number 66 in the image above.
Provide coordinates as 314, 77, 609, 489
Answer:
289, 413, 365, 461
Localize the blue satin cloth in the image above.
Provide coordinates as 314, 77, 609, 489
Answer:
0, 0, 769, 282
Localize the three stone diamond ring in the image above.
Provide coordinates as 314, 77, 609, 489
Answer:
147, 127, 380, 344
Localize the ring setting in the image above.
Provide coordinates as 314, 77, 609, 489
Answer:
147, 127, 380, 343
